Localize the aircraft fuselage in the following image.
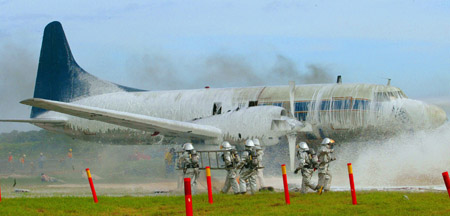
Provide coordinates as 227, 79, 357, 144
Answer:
35, 83, 447, 146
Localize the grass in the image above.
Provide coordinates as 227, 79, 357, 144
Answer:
0, 191, 449, 215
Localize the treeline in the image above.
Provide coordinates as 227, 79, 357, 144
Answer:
0, 130, 100, 160
0, 130, 68, 144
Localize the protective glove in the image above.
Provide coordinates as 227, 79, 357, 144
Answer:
308, 149, 316, 155
294, 167, 301, 174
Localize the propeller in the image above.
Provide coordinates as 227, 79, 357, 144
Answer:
289, 81, 295, 119
273, 97, 312, 171
271, 80, 312, 172
288, 81, 296, 171
287, 133, 297, 171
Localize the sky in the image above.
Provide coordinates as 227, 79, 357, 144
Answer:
0, 0, 449, 132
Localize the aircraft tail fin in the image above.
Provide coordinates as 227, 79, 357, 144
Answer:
31, 21, 143, 118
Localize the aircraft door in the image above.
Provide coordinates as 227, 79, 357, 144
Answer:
213, 102, 222, 115
248, 101, 258, 107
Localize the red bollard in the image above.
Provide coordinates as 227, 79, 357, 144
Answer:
206, 166, 213, 204
347, 163, 357, 205
281, 164, 290, 205
442, 172, 450, 198
184, 178, 193, 216
85, 168, 98, 203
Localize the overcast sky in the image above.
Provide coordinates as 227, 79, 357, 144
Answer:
0, 0, 449, 132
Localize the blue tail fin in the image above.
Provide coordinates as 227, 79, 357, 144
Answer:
31, 21, 143, 118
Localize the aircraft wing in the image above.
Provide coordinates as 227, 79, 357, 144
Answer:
20, 98, 223, 141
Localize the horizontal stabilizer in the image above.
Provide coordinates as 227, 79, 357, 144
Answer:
21, 98, 223, 141
0, 118, 66, 124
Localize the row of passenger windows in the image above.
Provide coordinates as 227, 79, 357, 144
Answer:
261, 99, 370, 112
260, 99, 370, 121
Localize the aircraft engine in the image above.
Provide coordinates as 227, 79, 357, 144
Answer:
192, 106, 306, 146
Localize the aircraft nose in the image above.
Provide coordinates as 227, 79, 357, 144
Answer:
426, 104, 447, 127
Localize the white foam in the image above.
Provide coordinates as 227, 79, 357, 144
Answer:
332, 121, 450, 187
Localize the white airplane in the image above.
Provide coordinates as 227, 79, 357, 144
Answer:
1, 22, 447, 170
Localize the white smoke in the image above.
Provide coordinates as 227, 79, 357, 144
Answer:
0, 41, 39, 132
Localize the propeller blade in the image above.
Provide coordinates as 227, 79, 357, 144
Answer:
289, 81, 296, 119
287, 134, 297, 171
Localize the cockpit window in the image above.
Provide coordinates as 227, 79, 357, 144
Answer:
374, 91, 407, 101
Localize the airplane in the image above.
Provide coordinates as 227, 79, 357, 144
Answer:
1, 21, 447, 171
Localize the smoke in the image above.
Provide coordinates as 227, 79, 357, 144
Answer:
270, 55, 333, 84
127, 54, 189, 90
0, 41, 39, 132
303, 64, 334, 84
127, 53, 334, 90
201, 54, 265, 87
0, 43, 36, 100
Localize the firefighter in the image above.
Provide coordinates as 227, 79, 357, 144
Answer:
238, 139, 259, 194
317, 138, 336, 194
294, 142, 319, 193
179, 143, 200, 194
220, 141, 240, 194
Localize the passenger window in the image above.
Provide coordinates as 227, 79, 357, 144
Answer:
332, 97, 352, 110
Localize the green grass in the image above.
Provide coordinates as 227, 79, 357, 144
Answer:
0, 191, 449, 215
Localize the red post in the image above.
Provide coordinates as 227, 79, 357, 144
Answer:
442, 172, 450, 198
85, 168, 98, 203
205, 166, 213, 204
184, 178, 193, 216
281, 164, 290, 204
347, 163, 357, 205
0, 179, 2, 202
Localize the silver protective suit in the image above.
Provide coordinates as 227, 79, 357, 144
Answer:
317, 145, 334, 191
221, 149, 240, 194
296, 149, 318, 193
179, 150, 200, 194
238, 149, 258, 194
